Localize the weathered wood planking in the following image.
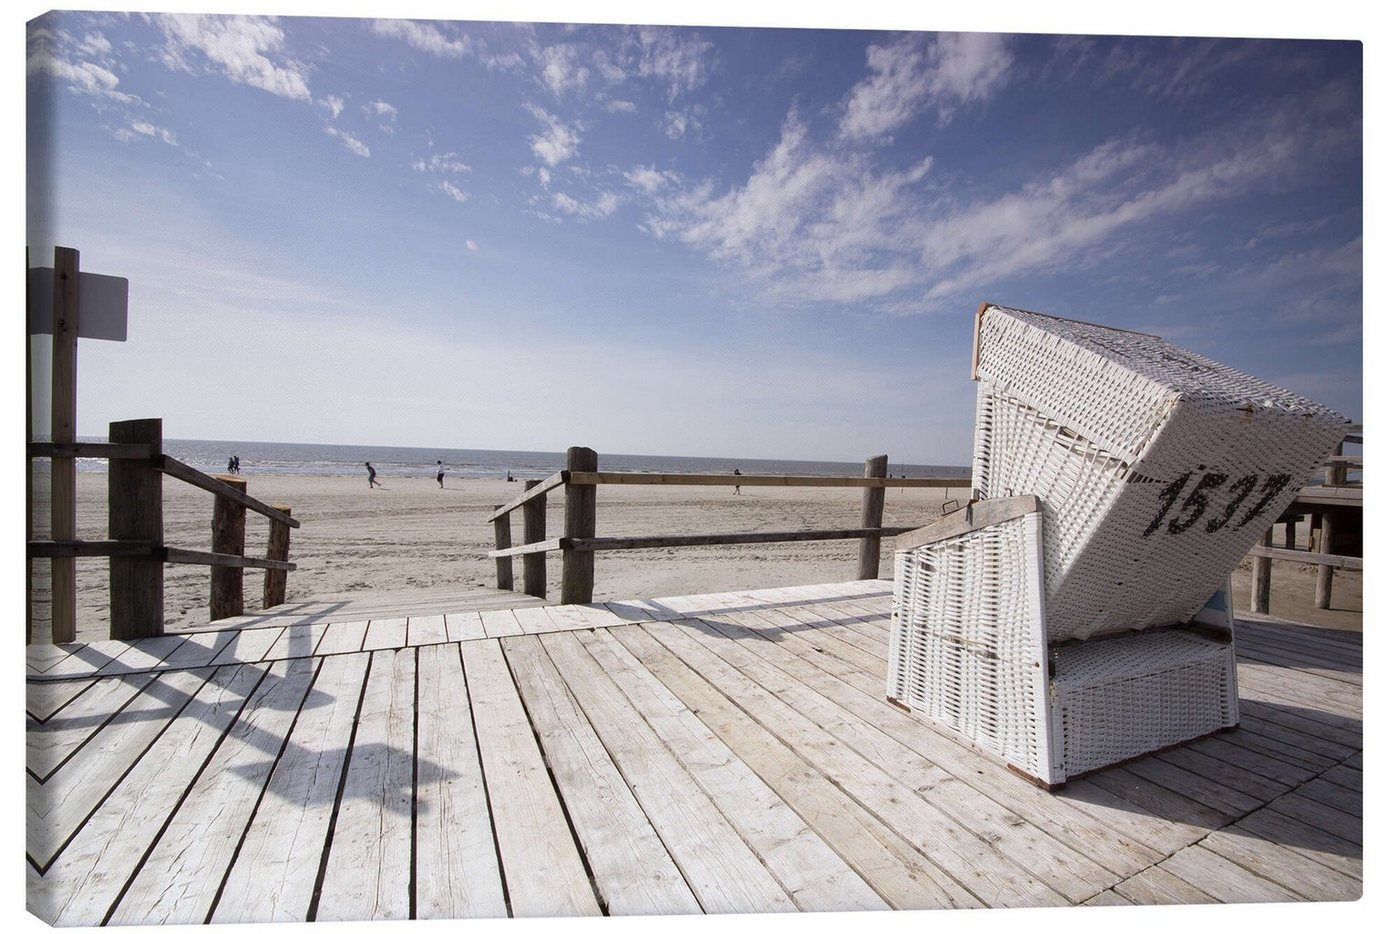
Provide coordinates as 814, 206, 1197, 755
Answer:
460, 639, 600, 917
211, 651, 370, 923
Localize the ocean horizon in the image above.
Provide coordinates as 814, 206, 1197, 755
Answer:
67, 436, 973, 482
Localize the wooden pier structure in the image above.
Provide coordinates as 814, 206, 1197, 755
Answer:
27, 579, 1361, 923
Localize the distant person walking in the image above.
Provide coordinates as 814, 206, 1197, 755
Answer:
733, 468, 742, 495
366, 462, 382, 488
232, 455, 240, 474
436, 460, 445, 488
227, 456, 236, 475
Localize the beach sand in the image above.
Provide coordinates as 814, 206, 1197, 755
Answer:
32, 471, 1361, 642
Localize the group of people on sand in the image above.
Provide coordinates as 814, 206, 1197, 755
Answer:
226, 454, 240, 475
362, 460, 514, 488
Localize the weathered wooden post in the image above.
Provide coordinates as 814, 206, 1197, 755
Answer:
857, 454, 888, 579
263, 505, 293, 608
560, 446, 597, 605
492, 507, 514, 591
109, 418, 164, 639
1315, 442, 1346, 609
522, 478, 547, 599
211, 475, 248, 620
1251, 526, 1273, 614
50, 248, 80, 642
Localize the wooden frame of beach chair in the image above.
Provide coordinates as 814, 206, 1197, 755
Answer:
886, 304, 1350, 788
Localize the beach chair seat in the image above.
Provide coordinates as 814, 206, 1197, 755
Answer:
887, 305, 1349, 787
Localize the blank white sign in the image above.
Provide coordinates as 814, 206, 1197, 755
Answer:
28, 267, 129, 341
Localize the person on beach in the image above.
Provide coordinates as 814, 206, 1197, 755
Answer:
436, 460, 445, 488
366, 462, 382, 488
506, 471, 514, 482
733, 468, 742, 495
228, 456, 236, 474
233, 455, 240, 474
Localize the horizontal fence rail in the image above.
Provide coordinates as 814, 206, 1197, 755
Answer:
487, 445, 970, 604
27, 418, 298, 642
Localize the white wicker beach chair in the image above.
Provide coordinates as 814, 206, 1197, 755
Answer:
887, 304, 1351, 788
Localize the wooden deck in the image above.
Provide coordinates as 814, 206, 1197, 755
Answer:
26, 580, 1361, 923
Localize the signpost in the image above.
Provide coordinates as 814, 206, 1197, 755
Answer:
27, 247, 129, 643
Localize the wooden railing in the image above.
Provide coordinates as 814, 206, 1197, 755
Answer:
27, 418, 299, 643
487, 445, 971, 605
1249, 424, 1362, 614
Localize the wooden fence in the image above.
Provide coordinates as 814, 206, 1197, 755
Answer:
27, 418, 299, 643
1248, 426, 1363, 613
487, 446, 972, 605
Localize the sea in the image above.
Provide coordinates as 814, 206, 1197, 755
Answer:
71, 437, 972, 482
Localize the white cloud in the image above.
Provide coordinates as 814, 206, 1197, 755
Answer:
604, 99, 637, 113
115, 120, 179, 146
539, 44, 590, 95
634, 27, 715, 102
551, 189, 619, 219
624, 165, 678, 194
370, 19, 468, 58
839, 32, 1013, 140
464, 239, 479, 252
77, 32, 112, 57
324, 126, 370, 157
538, 167, 552, 187
662, 105, 706, 140
525, 103, 580, 166
439, 181, 468, 202
322, 94, 345, 119
152, 13, 312, 102
412, 152, 470, 174
365, 99, 397, 120
27, 41, 138, 103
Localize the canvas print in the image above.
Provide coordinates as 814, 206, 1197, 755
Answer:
25, 9, 1362, 924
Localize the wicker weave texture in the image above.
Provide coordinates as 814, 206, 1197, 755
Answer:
888, 512, 1050, 777
972, 307, 1350, 641
1051, 631, 1238, 777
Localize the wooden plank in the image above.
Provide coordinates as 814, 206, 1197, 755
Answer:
1119, 757, 1265, 819
643, 621, 1067, 908
109, 658, 321, 925
405, 614, 447, 646
610, 624, 978, 910
1083, 889, 1133, 906
49, 248, 78, 644
317, 649, 417, 921
460, 639, 600, 917
413, 642, 509, 919
32, 641, 138, 680
209, 474, 249, 620
262, 623, 328, 661
164, 546, 296, 572
1198, 828, 1360, 901
29, 539, 155, 558
314, 619, 370, 655
1155, 844, 1301, 903
361, 617, 408, 652
1257, 789, 1361, 846
538, 629, 796, 913
444, 610, 486, 642
576, 627, 886, 912
479, 608, 524, 638
155, 454, 301, 527
510, 605, 559, 635
892, 495, 1039, 551
682, 615, 1113, 902
29, 440, 153, 459
570, 527, 916, 552
26, 678, 94, 723
567, 471, 971, 489
93, 634, 187, 676
857, 454, 889, 579
1247, 545, 1361, 571
1230, 807, 1361, 880
28, 667, 220, 869
28, 663, 266, 926
158, 630, 240, 671
1113, 864, 1218, 905
211, 651, 371, 922
501, 636, 701, 916
1294, 776, 1361, 818
27, 673, 155, 781
209, 626, 285, 666
560, 446, 597, 604
1154, 745, 1291, 805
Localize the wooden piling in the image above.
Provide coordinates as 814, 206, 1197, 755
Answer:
857, 454, 888, 579
561, 446, 598, 605
1251, 526, 1273, 615
492, 509, 514, 591
50, 248, 80, 643
109, 418, 164, 639
522, 479, 547, 599
263, 505, 293, 609
210, 475, 248, 620
1315, 443, 1346, 609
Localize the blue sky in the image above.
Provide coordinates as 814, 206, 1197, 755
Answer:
24, 5, 1364, 464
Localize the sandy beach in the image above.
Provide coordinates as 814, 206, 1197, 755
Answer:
31, 470, 1360, 642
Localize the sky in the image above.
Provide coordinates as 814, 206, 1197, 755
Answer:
23, 3, 1365, 465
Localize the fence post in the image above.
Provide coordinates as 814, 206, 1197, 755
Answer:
263, 505, 293, 609
522, 479, 547, 599
109, 418, 164, 639
857, 454, 888, 579
1315, 442, 1346, 609
561, 446, 597, 605
210, 475, 248, 620
50, 248, 80, 643
1251, 526, 1273, 615
492, 508, 514, 591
